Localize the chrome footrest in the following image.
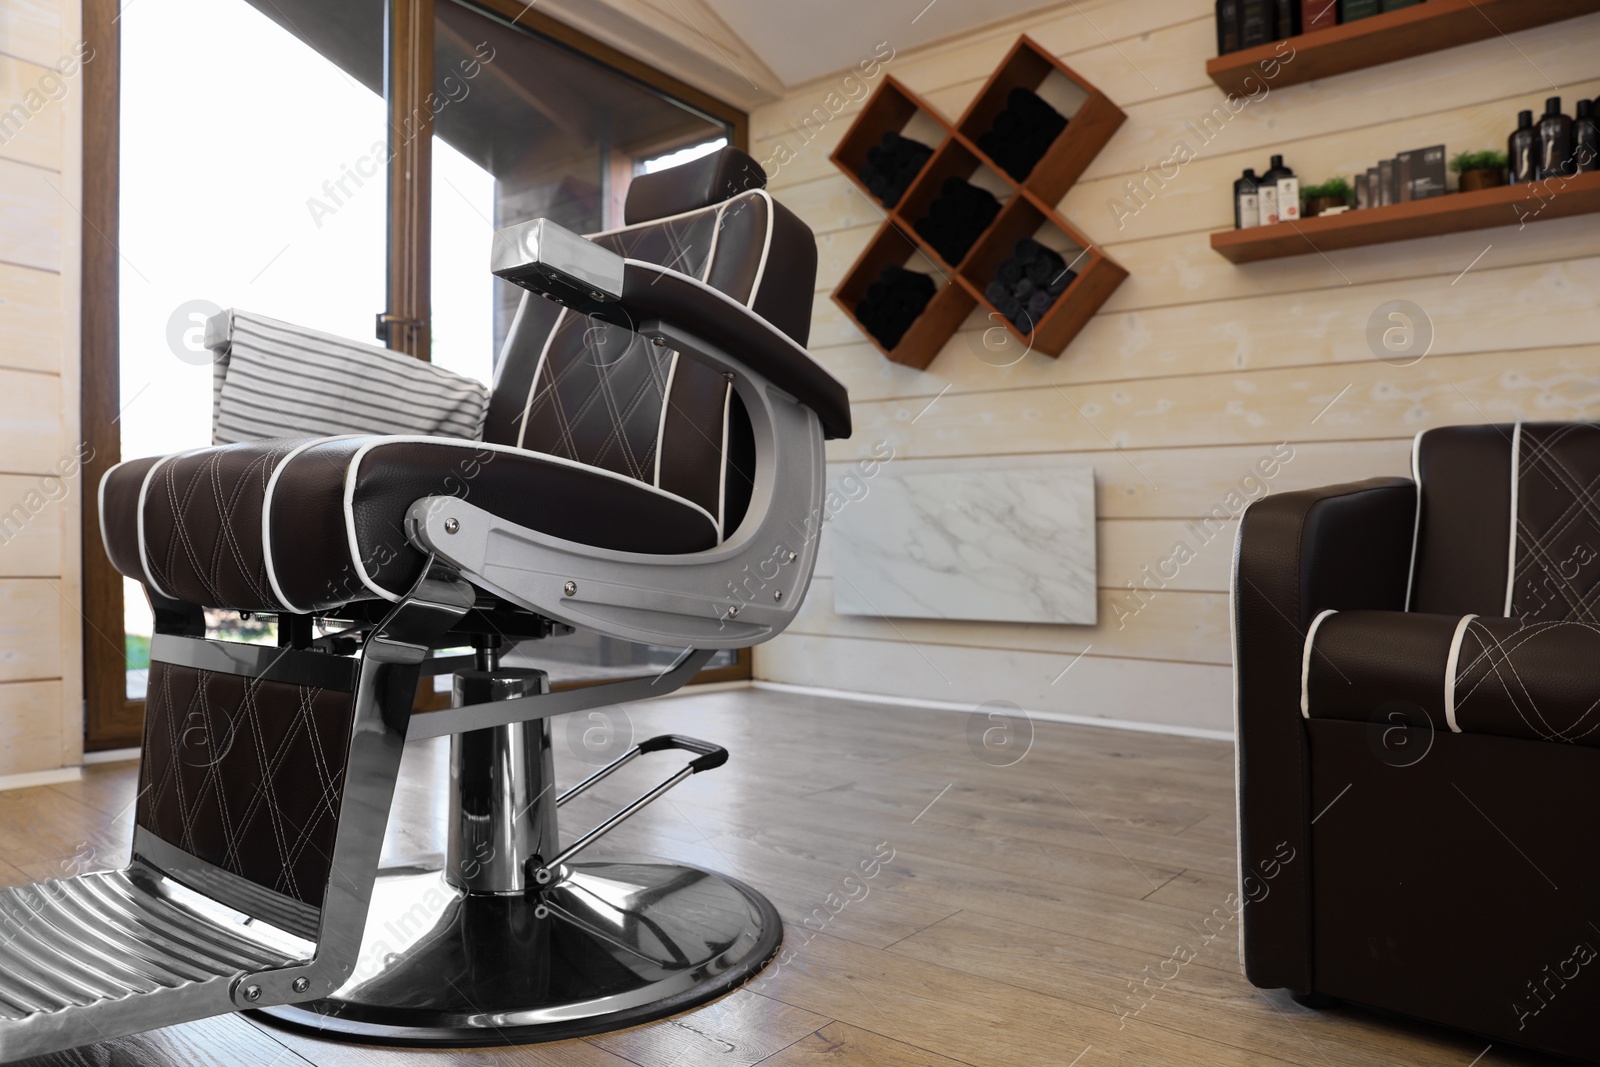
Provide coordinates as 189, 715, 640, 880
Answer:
0, 863, 313, 1062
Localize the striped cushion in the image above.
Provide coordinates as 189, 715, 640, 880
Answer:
207, 310, 488, 445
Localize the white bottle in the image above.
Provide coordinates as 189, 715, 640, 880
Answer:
1257, 182, 1278, 226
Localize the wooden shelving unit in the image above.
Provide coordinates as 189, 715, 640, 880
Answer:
1210, 170, 1600, 263
829, 37, 1127, 370
1207, 0, 1600, 96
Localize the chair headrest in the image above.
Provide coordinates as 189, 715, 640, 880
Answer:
624, 146, 767, 225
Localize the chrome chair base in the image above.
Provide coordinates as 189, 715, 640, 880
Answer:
253, 858, 781, 1046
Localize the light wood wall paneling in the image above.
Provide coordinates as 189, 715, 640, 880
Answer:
0, 0, 61, 68
0, 260, 62, 373
0, 155, 62, 272
759, 633, 1233, 733
0, 679, 63, 775
0, 473, 62, 575
0, 367, 63, 472
0, 52, 66, 170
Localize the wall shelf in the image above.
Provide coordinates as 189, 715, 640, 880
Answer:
829, 37, 1126, 370
1210, 171, 1600, 263
1207, 0, 1600, 96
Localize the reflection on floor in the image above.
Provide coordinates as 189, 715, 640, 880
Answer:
1, 688, 1564, 1066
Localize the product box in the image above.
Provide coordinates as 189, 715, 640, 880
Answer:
1356, 170, 1371, 209
1365, 167, 1380, 208
1341, 0, 1382, 20
1397, 145, 1447, 201
1377, 158, 1396, 206
1301, 0, 1338, 31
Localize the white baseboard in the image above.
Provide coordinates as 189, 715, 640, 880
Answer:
750, 680, 1234, 742
83, 748, 140, 765
0, 766, 85, 792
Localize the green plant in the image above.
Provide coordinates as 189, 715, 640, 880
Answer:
1450, 149, 1508, 174
1300, 177, 1353, 203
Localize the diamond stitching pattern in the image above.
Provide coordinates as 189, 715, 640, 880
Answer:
136, 660, 356, 909
1511, 424, 1600, 622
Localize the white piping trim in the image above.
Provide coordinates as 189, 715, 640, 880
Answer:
1404, 428, 1425, 611
1228, 500, 1249, 973
97, 457, 133, 573
653, 353, 679, 488
491, 288, 530, 393
716, 380, 732, 541
587, 188, 768, 239
263, 435, 357, 613
136, 448, 207, 600
516, 306, 564, 451
1443, 613, 1478, 733
340, 436, 722, 603
1504, 421, 1522, 616
620, 257, 847, 394
701, 201, 728, 284
1300, 609, 1339, 719
747, 189, 776, 301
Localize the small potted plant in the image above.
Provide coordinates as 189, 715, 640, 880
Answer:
1451, 150, 1508, 192
1301, 177, 1353, 217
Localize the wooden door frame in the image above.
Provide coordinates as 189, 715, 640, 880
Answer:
80, 0, 751, 750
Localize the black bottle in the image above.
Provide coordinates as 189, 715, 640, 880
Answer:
1217, 0, 1241, 54
1509, 109, 1538, 183
1240, 0, 1272, 46
1272, 0, 1299, 39
1575, 99, 1599, 175
1539, 96, 1574, 179
1234, 168, 1260, 229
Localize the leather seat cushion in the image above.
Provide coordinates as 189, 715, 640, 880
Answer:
1303, 609, 1600, 747
101, 435, 720, 613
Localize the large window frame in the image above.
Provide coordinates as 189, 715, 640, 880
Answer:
80, 0, 751, 750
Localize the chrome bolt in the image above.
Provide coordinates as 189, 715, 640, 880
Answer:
534, 903, 550, 919
774, 590, 783, 601
723, 372, 735, 382
443, 517, 460, 534
563, 581, 577, 597
787, 551, 798, 563
727, 605, 740, 618
589, 290, 605, 301
291, 977, 310, 994
243, 985, 262, 1002
651, 335, 666, 347
535, 867, 554, 885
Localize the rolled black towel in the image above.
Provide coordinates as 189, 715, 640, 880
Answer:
1027, 289, 1055, 319
985, 280, 1010, 306
1014, 276, 1036, 300
1015, 237, 1046, 262
992, 291, 1023, 321
1025, 257, 1055, 287
1046, 268, 1076, 296
997, 258, 1022, 285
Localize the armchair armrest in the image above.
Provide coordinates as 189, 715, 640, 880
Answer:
1232, 476, 1416, 993
490, 218, 851, 440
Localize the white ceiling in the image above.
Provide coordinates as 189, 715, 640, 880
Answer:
700, 0, 1066, 87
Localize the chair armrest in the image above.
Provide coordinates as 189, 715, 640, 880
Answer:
490, 218, 851, 440
1232, 476, 1416, 993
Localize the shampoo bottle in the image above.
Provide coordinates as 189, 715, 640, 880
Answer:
1235, 168, 1260, 229
1538, 97, 1574, 179
1509, 109, 1538, 183
1259, 155, 1296, 224
1575, 99, 1598, 174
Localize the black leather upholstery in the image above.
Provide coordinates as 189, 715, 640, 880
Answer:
623, 146, 766, 225
101, 147, 830, 612
102, 436, 719, 613
1236, 421, 1600, 1062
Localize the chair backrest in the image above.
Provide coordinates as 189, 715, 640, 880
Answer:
1409, 422, 1600, 622
482, 147, 817, 541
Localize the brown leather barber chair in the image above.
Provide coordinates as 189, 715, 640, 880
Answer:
1235, 422, 1600, 1063
0, 147, 848, 1058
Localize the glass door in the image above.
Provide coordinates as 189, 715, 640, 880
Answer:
84, 0, 749, 748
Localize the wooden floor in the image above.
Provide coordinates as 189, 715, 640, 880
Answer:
0, 687, 1567, 1066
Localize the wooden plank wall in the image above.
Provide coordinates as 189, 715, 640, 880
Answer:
749, 0, 1600, 732
0, 0, 85, 775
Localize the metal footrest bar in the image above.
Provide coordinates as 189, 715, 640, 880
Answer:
532, 735, 728, 886
0, 864, 313, 1062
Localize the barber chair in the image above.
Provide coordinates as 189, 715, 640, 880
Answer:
0, 147, 849, 1059
1235, 422, 1600, 1063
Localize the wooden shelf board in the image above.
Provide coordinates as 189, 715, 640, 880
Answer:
1210, 170, 1600, 263
1207, 0, 1600, 96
